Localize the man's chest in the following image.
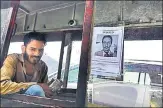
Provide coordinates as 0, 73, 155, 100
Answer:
13, 62, 42, 83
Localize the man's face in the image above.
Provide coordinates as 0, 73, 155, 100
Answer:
22, 40, 45, 64
102, 37, 112, 53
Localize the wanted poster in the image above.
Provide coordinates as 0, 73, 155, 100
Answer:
90, 27, 124, 77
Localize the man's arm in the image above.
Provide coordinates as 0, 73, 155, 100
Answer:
0, 54, 36, 95
40, 62, 48, 83
38, 63, 53, 97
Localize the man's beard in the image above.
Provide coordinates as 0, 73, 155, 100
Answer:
23, 52, 41, 64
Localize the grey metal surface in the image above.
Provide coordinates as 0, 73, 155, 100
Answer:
1, 1, 11, 9
94, 1, 162, 24
15, 15, 26, 33
74, 2, 85, 26
92, 82, 151, 107
19, 1, 73, 13
25, 13, 37, 31
123, 1, 162, 22
12, 1, 162, 34
94, 1, 121, 24
35, 4, 74, 30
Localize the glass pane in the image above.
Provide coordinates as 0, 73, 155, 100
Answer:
42, 42, 61, 77
62, 41, 82, 89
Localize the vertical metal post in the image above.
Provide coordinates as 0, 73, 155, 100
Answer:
76, 0, 94, 107
158, 74, 162, 83
63, 33, 72, 88
57, 32, 66, 79
23, 14, 27, 31
0, 0, 20, 67
144, 72, 146, 85
120, 39, 124, 81
138, 72, 141, 84
33, 12, 37, 31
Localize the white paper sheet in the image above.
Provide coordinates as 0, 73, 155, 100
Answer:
90, 27, 124, 77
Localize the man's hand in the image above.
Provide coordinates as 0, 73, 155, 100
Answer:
38, 83, 53, 98
49, 79, 63, 92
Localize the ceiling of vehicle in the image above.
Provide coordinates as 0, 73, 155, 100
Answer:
1, 1, 83, 16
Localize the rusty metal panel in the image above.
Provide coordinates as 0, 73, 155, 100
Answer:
35, 4, 74, 30
1, 93, 75, 107
123, 1, 162, 22
1, 98, 47, 107
94, 1, 121, 24
75, 2, 85, 26
15, 15, 25, 33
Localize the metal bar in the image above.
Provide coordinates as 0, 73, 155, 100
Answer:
144, 72, 146, 85
120, 21, 125, 81
120, 39, 124, 81
23, 14, 27, 31
150, 83, 162, 87
96, 22, 162, 28
15, 27, 82, 35
15, 21, 162, 36
57, 32, 66, 79
76, 0, 94, 107
158, 74, 162, 83
33, 12, 38, 31
19, 5, 29, 14
63, 33, 72, 88
72, 3, 76, 20
119, 1, 123, 21
0, 0, 20, 68
138, 72, 141, 84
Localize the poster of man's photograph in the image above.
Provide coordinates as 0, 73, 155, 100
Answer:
94, 34, 118, 57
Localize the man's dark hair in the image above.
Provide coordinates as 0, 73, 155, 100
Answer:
23, 32, 47, 46
102, 35, 112, 44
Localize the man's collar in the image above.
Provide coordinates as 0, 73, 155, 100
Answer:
19, 53, 25, 62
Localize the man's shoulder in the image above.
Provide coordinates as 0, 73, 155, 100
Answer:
3, 53, 21, 65
39, 60, 48, 68
6, 53, 20, 61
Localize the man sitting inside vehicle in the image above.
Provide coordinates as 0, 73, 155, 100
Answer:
1, 32, 54, 98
